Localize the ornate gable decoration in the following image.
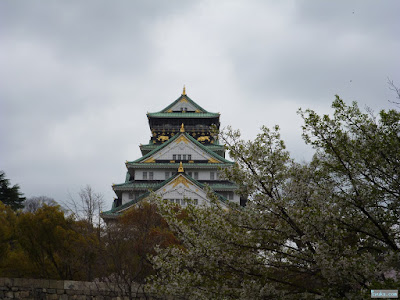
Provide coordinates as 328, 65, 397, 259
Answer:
165, 97, 197, 112
148, 134, 221, 163
156, 174, 209, 204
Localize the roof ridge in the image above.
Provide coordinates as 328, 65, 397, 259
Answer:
105, 173, 227, 215
154, 94, 210, 114
183, 133, 232, 163
130, 133, 180, 163
130, 132, 232, 165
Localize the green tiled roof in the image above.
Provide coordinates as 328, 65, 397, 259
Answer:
140, 144, 157, 150
207, 182, 237, 191
102, 191, 150, 217
114, 181, 164, 191
140, 143, 224, 151
126, 162, 230, 169
130, 132, 232, 164
159, 94, 208, 113
104, 172, 229, 216
113, 180, 237, 192
147, 94, 219, 118
204, 144, 224, 150
147, 112, 220, 118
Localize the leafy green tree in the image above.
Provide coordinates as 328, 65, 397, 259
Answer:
0, 171, 25, 210
0, 199, 102, 280
148, 97, 400, 299
0, 202, 17, 266
16, 205, 99, 280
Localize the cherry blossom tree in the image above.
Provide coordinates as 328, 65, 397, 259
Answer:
147, 97, 400, 299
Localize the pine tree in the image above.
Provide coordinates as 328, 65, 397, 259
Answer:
0, 171, 25, 210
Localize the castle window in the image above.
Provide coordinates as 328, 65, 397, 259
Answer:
228, 192, 234, 200
165, 172, 169, 179
149, 172, 154, 180
194, 199, 198, 205
177, 154, 181, 160
129, 192, 134, 199
194, 172, 198, 179
210, 172, 215, 180
143, 172, 147, 180
173, 154, 176, 160
188, 172, 192, 177
188, 154, 192, 160
183, 154, 186, 160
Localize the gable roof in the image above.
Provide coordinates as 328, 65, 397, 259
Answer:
103, 172, 228, 217
129, 132, 232, 165
139, 142, 225, 156
160, 94, 208, 113
147, 94, 220, 118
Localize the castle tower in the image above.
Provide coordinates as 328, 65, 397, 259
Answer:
102, 88, 241, 220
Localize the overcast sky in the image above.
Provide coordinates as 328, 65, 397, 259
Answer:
1, 1, 399, 209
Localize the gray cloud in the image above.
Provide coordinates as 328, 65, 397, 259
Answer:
1, 0, 399, 209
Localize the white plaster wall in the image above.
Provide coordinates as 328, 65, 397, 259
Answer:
134, 168, 223, 181
156, 175, 210, 206
170, 101, 197, 112
134, 169, 170, 180
185, 169, 219, 180
152, 138, 214, 161
229, 193, 240, 204
121, 192, 131, 205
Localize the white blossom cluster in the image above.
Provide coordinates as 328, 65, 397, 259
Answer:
146, 98, 400, 299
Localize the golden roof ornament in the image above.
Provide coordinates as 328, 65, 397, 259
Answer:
182, 85, 186, 95
178, 161, 184, 173
180, 123, 185, 132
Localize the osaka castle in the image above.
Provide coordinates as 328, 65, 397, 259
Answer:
102, 87, 243, 220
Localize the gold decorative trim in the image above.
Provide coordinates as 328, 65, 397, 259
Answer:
143, 157, 155, 163
180, 98, 188, 103
176, 135, 189, 144
195, 109, 201, 113
208, 157, 220, 163
180, 123, 185, 132
178, 161, 184, 173
170, 160, 175, 163
157, 135, 169, 142
188, 160, 194, 163
171, 176, 190, 188
167, 109, 173, 113
182, 85, 186, 95
197, 136, 210, 142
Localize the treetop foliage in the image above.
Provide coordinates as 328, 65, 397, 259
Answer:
0, 171, 25, 210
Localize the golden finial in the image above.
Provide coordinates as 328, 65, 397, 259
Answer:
182, 85, 186, 95
178, 161, 184, 173
180, 123, 185, 132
